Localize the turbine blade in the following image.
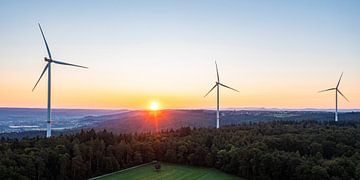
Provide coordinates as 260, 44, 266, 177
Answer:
318, 88, 336, 93
215, 61, 219, 83
38, 23, 52, 59
204, 84, 217, 97
337, 90, 349, 102
52, 60, 88, 69
219, 83, 239, 92
32, 63, 49, 91
336, 72, 343, 88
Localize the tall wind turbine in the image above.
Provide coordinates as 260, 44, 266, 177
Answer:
204, 61, 239, 128
32, 23, 88, 138
319, 72, 349, 122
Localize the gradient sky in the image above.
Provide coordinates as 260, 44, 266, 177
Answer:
0, 0, 359, 109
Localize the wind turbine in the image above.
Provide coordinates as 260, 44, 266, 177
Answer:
319, 72, 349, 122
32, 23, 88, 138
204, 61, 239, 128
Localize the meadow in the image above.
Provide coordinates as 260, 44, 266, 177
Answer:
94, 162, 241, 180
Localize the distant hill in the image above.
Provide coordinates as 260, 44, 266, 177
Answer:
2, 109, 360, 138
85, 110, 215, 133
84, 109, 360, 133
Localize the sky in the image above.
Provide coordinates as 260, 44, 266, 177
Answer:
0, 0, 359, 110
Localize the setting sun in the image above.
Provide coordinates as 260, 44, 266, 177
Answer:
150, 102, 159, 111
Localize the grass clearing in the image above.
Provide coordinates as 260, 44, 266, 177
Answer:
93, 162, 242, 180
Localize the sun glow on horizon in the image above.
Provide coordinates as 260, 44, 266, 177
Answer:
150, 101, 160, 111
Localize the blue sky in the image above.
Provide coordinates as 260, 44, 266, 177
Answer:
0, 0, 359, 109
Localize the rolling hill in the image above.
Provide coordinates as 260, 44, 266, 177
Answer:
84, 109, 360, 133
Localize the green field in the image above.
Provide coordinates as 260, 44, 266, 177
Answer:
94, 162, 242, 180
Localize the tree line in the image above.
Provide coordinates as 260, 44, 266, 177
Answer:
1, 120, 360, 179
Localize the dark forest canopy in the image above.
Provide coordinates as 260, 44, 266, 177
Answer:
1, 120, 360, 179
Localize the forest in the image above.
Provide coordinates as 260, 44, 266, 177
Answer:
1, 120, 360, 180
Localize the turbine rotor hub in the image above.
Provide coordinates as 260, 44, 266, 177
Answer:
44, 57, 51, 62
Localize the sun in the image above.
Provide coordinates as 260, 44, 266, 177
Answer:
150, 102, 159, 111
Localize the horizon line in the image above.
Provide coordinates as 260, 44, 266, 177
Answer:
1, 106, 360, 112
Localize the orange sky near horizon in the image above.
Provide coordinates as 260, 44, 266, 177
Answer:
1, 1, 359, 110
1, 70, 359, 110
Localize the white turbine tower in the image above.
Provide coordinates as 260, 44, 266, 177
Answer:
319, 72, 349, 122
32, 23, 88, 138
204, 61, 239, 128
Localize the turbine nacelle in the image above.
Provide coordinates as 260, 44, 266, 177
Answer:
318, 72, 349, 102
204, 61, 239, 97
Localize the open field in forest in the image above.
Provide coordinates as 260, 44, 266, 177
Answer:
92, 162, 242, 180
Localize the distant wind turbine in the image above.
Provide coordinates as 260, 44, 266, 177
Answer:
319, 72, 349, 122
32, 23, 88, 138
204, 61, 239, 128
